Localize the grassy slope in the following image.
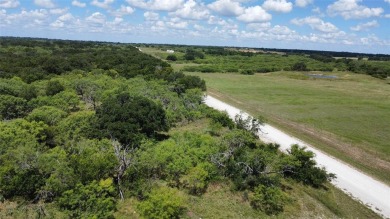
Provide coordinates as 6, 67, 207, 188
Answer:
187, 71, 390, 184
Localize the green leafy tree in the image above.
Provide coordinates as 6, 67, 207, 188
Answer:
37, 147, 76, 201
96, 93, 169, 146
283, 144, 335, 187
69, 139, 118, 184
176, 76, 206, 93
46, 80, 64, 96
0, 119, 48, 199
0, 94, 29, 120
74, 79, 101, 110
27, 106, 67, 126
55, 111, 96, 145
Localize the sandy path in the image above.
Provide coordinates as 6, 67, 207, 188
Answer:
204, 95, 390, 218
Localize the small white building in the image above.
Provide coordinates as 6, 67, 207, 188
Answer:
166, 50, 174, 53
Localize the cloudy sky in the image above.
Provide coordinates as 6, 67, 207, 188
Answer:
0, 0, 389, 54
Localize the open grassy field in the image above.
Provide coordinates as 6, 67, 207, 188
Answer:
187, 71, 390, 184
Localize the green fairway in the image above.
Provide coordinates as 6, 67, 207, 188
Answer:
188, 71, 390, 184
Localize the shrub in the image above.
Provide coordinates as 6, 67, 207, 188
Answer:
137, 187, 187, 219
166, 55, 177, 61
283, 144, 335, 187
250, 185, 288, 215
180, 165, 209, 195
291, 62, 308, 71
240, 69, 255, 75
204, 107, 235, 129
58, 179, 117, 218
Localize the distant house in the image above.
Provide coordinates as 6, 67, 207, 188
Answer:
166, 50, 174, 53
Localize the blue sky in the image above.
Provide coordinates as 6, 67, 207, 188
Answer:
0, 0, 389, 54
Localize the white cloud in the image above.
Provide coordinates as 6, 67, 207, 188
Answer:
295, 0, 312, 7
360, 34, 384, 46
237, 6, 272, 23
1, 9, 49, 27
246, 22, 271, 31
110, 5, 134, 17
312, 7, 320, 13
207, 0, 244, 16
268, 25, 295, 35
34, 0, 55, 8
144, 11, 159, 21
72, 0, 86, 7
262, 0, 293, 13
50, 20, 64, 28
327, 0, 383, 19
385, 0, 390, 4
350, 20, 378, 31
58, 13, 75, 21
169, 0, 210, 20
49, 8, 68, 15
385, 14, 390, 18
50, 13, 75, 28
291, 16, 338, 33
0, 0, 19, 8
126, 0, 184, 11
166, 20, 188, 29
86, 12, 106, 24
208, 15, 228, 25
193, 24, 206, 31
91, 0, 114, 9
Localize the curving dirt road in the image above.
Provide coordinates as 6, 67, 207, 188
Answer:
204, 95, 390, 218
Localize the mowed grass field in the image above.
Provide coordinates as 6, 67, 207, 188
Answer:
187, 71, 390, 184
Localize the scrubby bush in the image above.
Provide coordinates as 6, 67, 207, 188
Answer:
166, 55, 177, 61
283, 144, 335, 187
291, 62, 308, 71
58, 179, 116, 218
250, 185, 288, 215
240, 69, 255, 75
180, 165, 209, 195
137, 186, 187, 219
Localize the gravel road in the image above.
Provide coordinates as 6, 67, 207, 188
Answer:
204, 95, 390, 218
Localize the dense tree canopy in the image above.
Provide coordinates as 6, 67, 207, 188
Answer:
96, 92, 169, 146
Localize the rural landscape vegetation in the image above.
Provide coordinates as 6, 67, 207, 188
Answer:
0, 36, 388, 218
1, 0, 390, 218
